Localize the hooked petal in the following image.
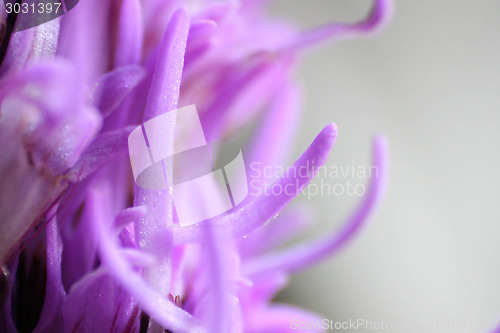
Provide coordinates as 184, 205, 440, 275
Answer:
173, 124, 337, 244
282, 0, 393, 53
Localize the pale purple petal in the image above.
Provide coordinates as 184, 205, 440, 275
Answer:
282, 0, 393, 53
114, 0, 144, 67
0, 18, 60, 76
92, 66, 145, 118
243, 136, 389, 276
199, 58, 294, 142
242, 270, 289, 305
62, 268, 138, 333
133, 7, 190, 302
239, 205, 313, 257
173, 124, 338, 244
89, 185, 205, 333
66, 126, 135, 182
143, 7, 189, 121
245, 83, 302, 187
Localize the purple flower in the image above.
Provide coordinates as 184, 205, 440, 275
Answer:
0, 0, 391, 332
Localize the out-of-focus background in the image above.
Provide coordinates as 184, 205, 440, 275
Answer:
269, 1, 500, 332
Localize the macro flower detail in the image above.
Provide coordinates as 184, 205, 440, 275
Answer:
0, 0, 392, 332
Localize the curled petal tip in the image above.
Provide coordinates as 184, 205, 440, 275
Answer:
314, 123, 338, 156
324, 122, 338, 138
373, 134, 389, 154
364, 0, 394, 32
284, 0, 394, 52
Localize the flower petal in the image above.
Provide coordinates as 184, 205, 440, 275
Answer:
199, 58, 293, 142
245, 83, 301, 188
89, 185, 205, 333
0, 19, 60, 76
282, 0, 393, 53
238, 205, 313, 258
243, 136, 389, 276
133, 7, 190, 301
62, 268, 138, 333
143, 7, 189, 121
92, 66, 145, 118
66, 126, 135, 182
114, 0, 144, 67
173, 123, 337, 244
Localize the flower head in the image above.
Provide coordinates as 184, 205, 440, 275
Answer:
0, 0, 391, 332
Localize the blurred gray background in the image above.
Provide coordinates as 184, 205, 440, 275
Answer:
269, 1, 500, 332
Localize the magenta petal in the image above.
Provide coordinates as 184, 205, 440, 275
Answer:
0, 28, 35, 76
113, 206, 146, 232
189, 20, 217, 40
0, 60, 97, 262
173, 124, 337, 244
243, 136, 389, 276
200, 59, 293, 142
239, 205, 313, 257
133, 7, 190, 302
88, 187, 204, 333
62, 268, 107, 332
62, 268, 139, 333
92, 66, 145, 118
243, 270, 289, 305
119, 249, 156, 268
66, 126, 135, 182
114, 0, 144, 67
198, 226, 234, 333
43, 107, 102, 175
192, 2, 237, 23
143, 7, 190, 121
0, 19, 60, 76
283, 0, 393, 52
60, 188, 104, 288
195, 293, 243, 333
57, 0, 112, 82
